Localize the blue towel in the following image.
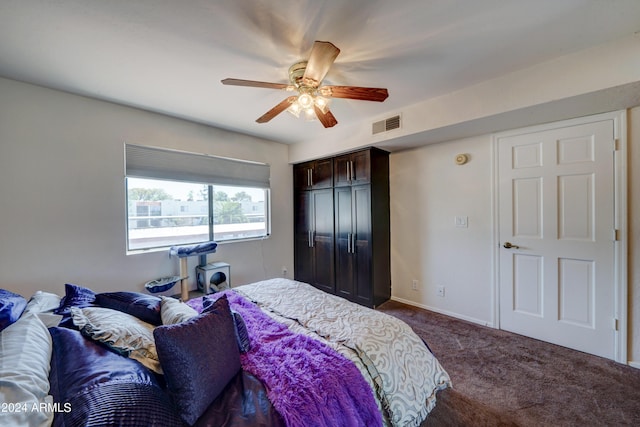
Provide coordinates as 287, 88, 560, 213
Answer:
169, 241, 218, 258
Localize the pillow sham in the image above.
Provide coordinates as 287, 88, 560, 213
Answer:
54, 283, 95, 315
160, 296, 198, 324
154, 295, 241, 425
95, 291, 162, 325
0, 313, 54, 427
70, 306, 161, 374
0, 289, 27, 332
48, 327, 183, 427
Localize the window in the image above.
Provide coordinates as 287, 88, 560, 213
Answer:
125, 145, 270, 251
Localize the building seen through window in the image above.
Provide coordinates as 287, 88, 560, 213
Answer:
126, 177, 268, 251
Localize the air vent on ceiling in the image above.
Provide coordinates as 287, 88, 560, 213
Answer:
372, 114, 401, 135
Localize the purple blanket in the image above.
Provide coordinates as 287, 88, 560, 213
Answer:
188, 291, 382, 427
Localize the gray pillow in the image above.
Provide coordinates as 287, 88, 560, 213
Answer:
70, 306, 161, 374
160, 296, 197, 324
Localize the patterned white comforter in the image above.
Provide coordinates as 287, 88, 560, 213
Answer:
235, 278, 451, 427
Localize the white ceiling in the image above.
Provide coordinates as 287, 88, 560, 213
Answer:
1, 0, 639, 145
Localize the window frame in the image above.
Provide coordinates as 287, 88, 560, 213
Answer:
124, 144, 271, 253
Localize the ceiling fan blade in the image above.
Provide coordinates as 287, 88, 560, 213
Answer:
221, 78, 290, 90
302, 41, 340, 87
256, 96, 297, 123
314, 106, 338, 128
319, 85, 389, 102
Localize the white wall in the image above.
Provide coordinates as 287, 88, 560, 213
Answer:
0, 77, 293, 297
389, 136, 494, 325
390, 106, 640, 365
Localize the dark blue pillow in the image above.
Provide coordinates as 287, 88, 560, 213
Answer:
95, 291, 162, 325
203, 298, 250, 353
154, 295, 241, 426
54, 283, 96, 315
0, 289, 27, 332
48, 327, 183, 427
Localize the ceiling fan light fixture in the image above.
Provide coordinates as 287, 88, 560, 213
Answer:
303, 107, 317, 121
287, 101, 302, 118
297, 92, 314, 109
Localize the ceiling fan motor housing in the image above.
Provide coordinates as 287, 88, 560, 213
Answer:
289, 61, 309, 88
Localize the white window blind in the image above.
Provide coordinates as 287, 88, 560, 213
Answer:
125, 144, 270, 188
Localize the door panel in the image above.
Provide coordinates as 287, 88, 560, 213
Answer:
311, 189, 335, 293
558, 258, 594, 328
512, 253, 543, 317
558, 174, 594, 241
293, 162, 312, 191
293, 189, 334, 292
353, 185, 372, 304
350, 150, 371, 185
311, 158, 333, 189
334, 187, 353, 298
333, 150, 371, 187
293, 191, 313, 283
294, 159, 333, 190
498, 119, 615, 360
333, 155, 351, 187
513, 177, 542, 238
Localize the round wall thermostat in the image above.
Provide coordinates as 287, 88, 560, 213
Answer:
455, 154, 469, 165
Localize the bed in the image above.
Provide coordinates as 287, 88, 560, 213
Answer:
0, 278, 451, 427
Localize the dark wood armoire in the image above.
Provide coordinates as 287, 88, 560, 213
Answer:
293, 147, 390, 307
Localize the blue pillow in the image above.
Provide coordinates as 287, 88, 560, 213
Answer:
154, 295, 241, 425
203, 297, 250, 353
0, 289, 27, 332
48, 327, 183, 427
54, 284, 95, 315
95, 292, 162, 325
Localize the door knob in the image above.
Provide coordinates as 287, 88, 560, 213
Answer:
503, 242, 520, 249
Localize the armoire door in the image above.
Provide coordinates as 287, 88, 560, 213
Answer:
334, 185, 372, 305
294, 191, 314, 284
334, 186, 354, 299
334, 150, 371, 187
352, 185, 372, 305
293, 159, 333, 191
294, 189, 335, 293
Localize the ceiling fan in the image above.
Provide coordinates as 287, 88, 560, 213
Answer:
221, 41, 388, 128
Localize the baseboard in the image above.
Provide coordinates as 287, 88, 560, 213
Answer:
628, 361, 640, 370
390, 296, 494, 328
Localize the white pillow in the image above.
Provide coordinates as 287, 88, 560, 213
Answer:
70, 307, 161, 374
23, 291, 62, 315
0, 313, 54, 427
36, 313, 62, 328
160, 296, 198, 325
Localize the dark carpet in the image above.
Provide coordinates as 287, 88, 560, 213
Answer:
377, 300, 640, 426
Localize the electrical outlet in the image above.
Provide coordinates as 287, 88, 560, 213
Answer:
437, 285, 445, 297
412, 279, 419, 291
282, 266, 288, 277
